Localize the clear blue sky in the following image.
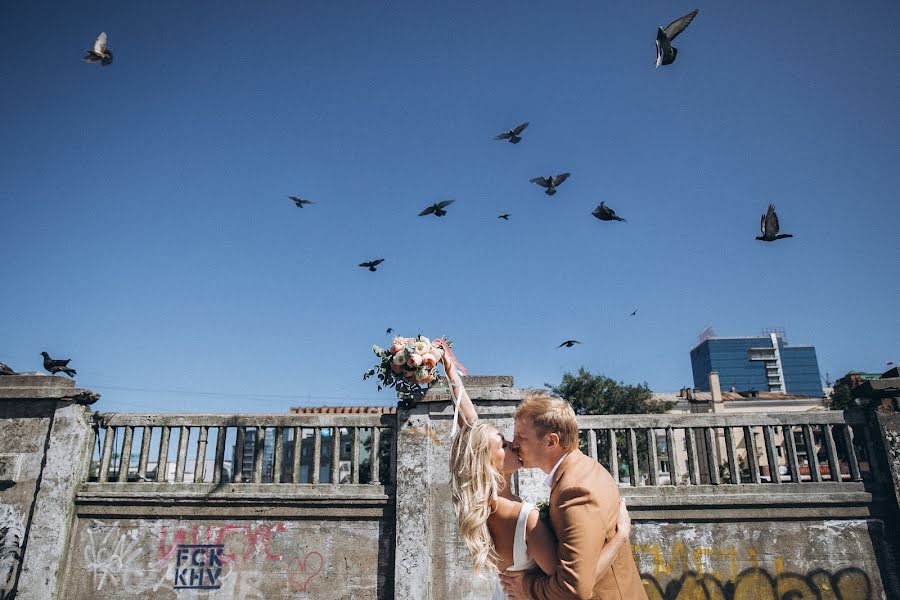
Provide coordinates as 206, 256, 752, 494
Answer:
2, 1, 897, 413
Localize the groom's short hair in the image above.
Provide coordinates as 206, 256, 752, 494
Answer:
516, 391, 580, 452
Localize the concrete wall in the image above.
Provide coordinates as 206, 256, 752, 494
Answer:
60, 515, 390, 599
2, 375, 898, 599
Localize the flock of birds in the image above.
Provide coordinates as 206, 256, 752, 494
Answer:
19, 11, 798, 375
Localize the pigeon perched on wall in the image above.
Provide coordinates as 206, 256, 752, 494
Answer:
82, 32, 114, 66
592, 201, 627, 222
755, 204, 794, 242
0, 361, 16, 375
557, 340, 581, 348
41, 352, 76, 377
498, 214, 510, 220
494, 122, 529, 144
656, 10, 698, 67
530, 173, 570, 196
419, 199, 455, 217
289, 196, 314, 208
359, 259, 385, 272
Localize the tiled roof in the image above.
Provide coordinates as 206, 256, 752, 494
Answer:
289, 406, 397, 414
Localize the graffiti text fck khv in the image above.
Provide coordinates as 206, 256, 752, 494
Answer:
173, 544, 224, 589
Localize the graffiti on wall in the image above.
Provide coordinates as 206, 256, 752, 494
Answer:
80, 520, 326, 597
641, 567, 873, 600
634, 542, 874, 600
0, 504, 25, 599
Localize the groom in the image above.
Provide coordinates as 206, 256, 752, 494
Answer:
500, 392, 647, 600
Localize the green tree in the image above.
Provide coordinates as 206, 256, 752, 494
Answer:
549, 368, 676, 483
549, 368, 675, 415
829, 382, 877, 412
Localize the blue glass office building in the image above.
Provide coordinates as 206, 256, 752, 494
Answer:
690, 334, 823, 397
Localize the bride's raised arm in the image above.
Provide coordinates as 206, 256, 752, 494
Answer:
436, 341, 477, 428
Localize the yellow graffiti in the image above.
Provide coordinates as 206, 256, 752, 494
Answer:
633, 543, 757, 580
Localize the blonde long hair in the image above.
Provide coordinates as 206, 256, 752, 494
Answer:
449, 420, 505, 575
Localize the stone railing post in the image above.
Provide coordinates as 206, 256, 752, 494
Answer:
0, 375, 98, 600
393, 376, 530, 599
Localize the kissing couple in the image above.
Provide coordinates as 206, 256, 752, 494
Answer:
435, 342, 648, 600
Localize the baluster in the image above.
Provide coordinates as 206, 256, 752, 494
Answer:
252, 426, 265, 483
859, 425, 883, 482
724, 427, 739, 484
762, 425, 780, 484
389, 426, 398, 485
841, 425, 862, 482
608, 430, 619, 484
665, 427, 679, 486
273, 426, 284, 484
312, 428, 322, 484
352, 427, 360, 484
292, 427, 303, 484
156, 426, 170, 483
194, 426, 208, 483
234, 427, 245, 483
704, 427, 720, 485
331, 427, 342, 484
213, 426, 227, 484
801, 425, 821, 483
370, 427, 381, 484
588, 429, 598, 461
685, 428, 700, 485
743, 426, 761, 484
175, 426, 190, 483
783, 425, 801, 483
117, 426, 134, 483
99, 425, 115, 483
627, 429, 639, 487
137, 426, 151, 482
646, 429, 659, 486
823, 424, 842, 483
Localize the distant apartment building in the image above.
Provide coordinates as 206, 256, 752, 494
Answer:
690, 333, 823, 397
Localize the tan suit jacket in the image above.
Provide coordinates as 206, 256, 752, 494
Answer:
523, 450, 647, 599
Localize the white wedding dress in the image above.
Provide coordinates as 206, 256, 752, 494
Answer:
492, 501, 538, 600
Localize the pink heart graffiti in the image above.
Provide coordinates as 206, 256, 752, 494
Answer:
288, 551, 324, 592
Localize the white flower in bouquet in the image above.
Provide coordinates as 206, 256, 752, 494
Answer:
392, 352, 407, 366
418, 336, 431, 345
414, 340, 431, 355
416, 368, 434, 384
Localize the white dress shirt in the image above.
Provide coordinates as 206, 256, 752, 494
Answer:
543, 452, 570, 488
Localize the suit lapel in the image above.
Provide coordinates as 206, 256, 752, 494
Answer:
551, 449, 582, 489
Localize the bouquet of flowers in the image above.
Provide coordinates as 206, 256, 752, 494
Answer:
364, 335, 452, 405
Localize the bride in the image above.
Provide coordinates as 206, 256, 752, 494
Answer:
438, 345, 631, 599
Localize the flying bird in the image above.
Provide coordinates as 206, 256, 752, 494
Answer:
498, 214, 510, 220
592, 201, 627, 222
530, 173, 570, 196
386, 328, 393, 335
288, 196, 314, 208
41, 352, 76, 377
0, 361, 16, 376
756, 204, 793, 242
629, 309, 638, 317
494, 122, 529, 144
359, 259, 385, 272
656, 9, 698, 67
82, 32, 114, 66
557, 340, 581, 348
419, 199, 455, 217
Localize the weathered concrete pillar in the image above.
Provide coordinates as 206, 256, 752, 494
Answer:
393, 376, 533, 599
0, 375, 98, 599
